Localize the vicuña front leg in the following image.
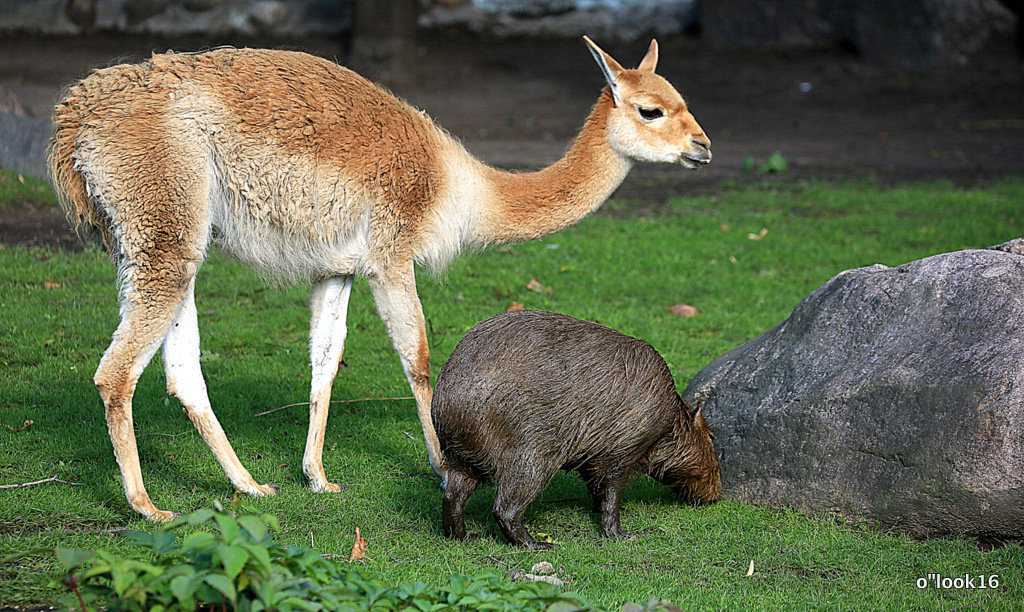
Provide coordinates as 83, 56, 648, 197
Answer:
368, 264, 446, 483
163, 278, 278, 499
303, 276, 354, 493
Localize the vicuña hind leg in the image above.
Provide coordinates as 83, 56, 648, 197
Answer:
163, 277, 278, 498
367, 263, 446, 483
95, 275, 192, 522
303, 275, 354, 493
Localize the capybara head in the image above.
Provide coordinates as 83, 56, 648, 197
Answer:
645, 401, 721, 504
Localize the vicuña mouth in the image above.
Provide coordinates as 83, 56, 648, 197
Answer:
679, 153, 709, 169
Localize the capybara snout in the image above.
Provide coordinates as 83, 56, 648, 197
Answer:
645, 403, 721, 505
432, 310, 720, 548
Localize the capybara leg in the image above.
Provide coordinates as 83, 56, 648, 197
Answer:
303, 275, 354, 493
442, 469, 479, 540
492, 481, 550, 549
588, 483, 604, 514
579, 465, 604, 513
598, 471, 633, 539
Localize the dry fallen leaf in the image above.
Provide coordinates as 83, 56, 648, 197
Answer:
43, 281, 62, 289
4, 420, 34, 433
667, 304, 699, 318
506, 302, 524, 312
745, 559, 755, 577
747, 228, 768, 241
507, 569, 564, 586
349, 526, 367, 562
526, 278, 544, 293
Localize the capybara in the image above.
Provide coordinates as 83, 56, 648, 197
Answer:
432, 310, 721, 548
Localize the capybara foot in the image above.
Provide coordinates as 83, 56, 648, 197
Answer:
602, 525, 635, 539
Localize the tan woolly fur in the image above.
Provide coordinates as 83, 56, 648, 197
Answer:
49, 38, 710, 520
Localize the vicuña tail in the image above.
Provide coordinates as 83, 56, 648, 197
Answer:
48, 105, 113, 250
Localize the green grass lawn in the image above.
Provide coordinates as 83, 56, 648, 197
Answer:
1, 175, 1022, 609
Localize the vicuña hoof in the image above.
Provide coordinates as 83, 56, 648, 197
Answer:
310, 480, 346, 493
246, 482, 280, 497
147, 508, 180, 523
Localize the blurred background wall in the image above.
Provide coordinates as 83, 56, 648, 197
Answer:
0, 0, 1017, 69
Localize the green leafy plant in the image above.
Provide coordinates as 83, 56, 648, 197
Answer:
741, 152, 789, 173
760, 151, 789, 173
54, 506, 337, 611
51, 506, 632, 611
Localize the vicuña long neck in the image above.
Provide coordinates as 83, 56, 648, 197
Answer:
471, 91, 632, 245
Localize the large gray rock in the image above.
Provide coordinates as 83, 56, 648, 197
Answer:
684, 249, 1024, 540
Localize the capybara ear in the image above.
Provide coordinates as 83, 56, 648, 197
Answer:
680, 397, 701, 420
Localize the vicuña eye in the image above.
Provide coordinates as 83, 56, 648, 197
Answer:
638, 106, 664, 120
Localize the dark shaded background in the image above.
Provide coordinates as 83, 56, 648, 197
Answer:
0, 0, 1022, 248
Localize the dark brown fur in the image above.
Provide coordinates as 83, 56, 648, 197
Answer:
432, 310, 721, 548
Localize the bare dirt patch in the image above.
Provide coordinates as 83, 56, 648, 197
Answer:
0, 203, 81, 251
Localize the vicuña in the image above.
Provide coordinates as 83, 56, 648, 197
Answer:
49, 36, 711, 520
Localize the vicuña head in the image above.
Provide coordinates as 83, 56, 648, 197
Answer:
48, 36, 711, 520
583, 35, 711, 167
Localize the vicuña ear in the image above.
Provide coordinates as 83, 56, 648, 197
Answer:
637, 39, 658, 72
583, 35, 624, 105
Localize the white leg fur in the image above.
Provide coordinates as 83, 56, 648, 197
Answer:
163, 278, 277, 497
367, 267, 447, 483
303, 276, 354, 492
